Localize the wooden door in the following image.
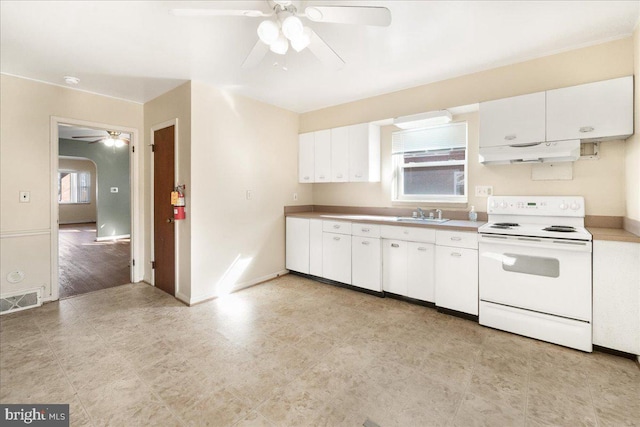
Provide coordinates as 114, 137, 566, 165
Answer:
153, 125, 175, 295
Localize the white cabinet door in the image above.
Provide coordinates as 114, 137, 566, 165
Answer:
479, 92, 546, 148
298, 132, 314, 183
352, 236, 381, 292
407, 242, 435, 302
285, 217, 309, 274
348, 123, 380, 182
382, 239, 408, 296
546, 76, 633, 142
331, 126, 349, 182
309, 219, 323, 277
593, 240, 640, 355
435, 246, 478, 315
314, 129, 331, 183
322, 232, 352, 284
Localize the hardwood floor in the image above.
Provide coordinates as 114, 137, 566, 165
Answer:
59, 223, 130, 299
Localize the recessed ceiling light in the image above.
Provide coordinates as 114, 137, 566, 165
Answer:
63, 76, 80, 85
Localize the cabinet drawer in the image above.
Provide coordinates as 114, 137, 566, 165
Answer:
322, 220, 352, 235
436, 230, 478, 249
380, 225, 435, 243
352, 223, 380, 238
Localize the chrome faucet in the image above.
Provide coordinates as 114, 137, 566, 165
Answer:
416, 207, 425, 219
435, 209, 443, 220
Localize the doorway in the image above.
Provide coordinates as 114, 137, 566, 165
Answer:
152, 124, 176, 296
51, 118, 141, 301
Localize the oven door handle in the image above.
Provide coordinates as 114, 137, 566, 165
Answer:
479, 234, 592, 252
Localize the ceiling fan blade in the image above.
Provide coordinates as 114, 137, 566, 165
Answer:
88, 139, 103, 144
242, 40, 270, 69
170, 8, 272, 18
307, 29, 345, 70
72, 135, 105, 139
303, 6, 391, 26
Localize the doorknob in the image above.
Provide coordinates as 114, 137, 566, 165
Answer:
167, 218, 174, 223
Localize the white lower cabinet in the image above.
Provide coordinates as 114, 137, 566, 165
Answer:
285, 217, 310, 274
593, 240, 640, 355
309, 219, 323, 277
352, 236, 381, 292
322, 232, 352, 284
382, 239, 408, 296
435, 230, 478, 315
407, 242, 435, 302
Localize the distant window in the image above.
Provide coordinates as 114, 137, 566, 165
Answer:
392, 122, 468, 203
58, 171, 91, 204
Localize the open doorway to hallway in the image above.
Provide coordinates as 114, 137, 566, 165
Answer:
57, 124, 132, 298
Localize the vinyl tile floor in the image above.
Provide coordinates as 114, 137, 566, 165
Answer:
1, 274, 638, 427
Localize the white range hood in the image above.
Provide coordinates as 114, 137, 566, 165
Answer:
479, 140, 580, 165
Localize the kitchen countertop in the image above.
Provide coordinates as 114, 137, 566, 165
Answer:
285, 211, 485, 232
587, 227, 640, 243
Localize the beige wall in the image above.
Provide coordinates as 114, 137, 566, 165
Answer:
189, 81, 306, 303
143, 82, 192, 301
0, 74, 143, 300
301, 38, 634, 217
626, 27, 640, 223
58, 157, 97, 224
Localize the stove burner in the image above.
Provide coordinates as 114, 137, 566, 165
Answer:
494, 223, 519, 227
490, 225, 512, 229
543, 225, 576, 233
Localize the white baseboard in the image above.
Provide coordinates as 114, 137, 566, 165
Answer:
175, 291, 190, 305
95, 234, 130, 242
188, 270, 288, 305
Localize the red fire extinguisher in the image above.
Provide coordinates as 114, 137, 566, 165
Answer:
172, 185, 186, 220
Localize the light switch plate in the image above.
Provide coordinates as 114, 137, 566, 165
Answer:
19, 191, 30, 203
110, 187, 118, 193
475, 186, 493, 197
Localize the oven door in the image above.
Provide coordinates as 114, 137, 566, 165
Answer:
479, 234, 592, 321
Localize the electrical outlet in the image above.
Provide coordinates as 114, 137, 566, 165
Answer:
19, 191, 30, 203
293, 192, 298, 201
475, 185, 493, 197
246, 190, 252, 200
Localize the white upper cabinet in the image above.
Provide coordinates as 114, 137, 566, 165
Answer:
314, 129, 331, 183
298, 132, 314, 183
546, 76, 633, 142
330, 126, 349, 182
348, 123, 381, 182
479, 92, 546, 148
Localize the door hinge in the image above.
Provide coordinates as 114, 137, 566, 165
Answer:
151, 261, 156, 269
132, 259, 135, 266
150, 144, 155, 152
132, 145, 135, 153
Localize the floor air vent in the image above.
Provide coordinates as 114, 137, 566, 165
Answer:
0, 288, 42, 315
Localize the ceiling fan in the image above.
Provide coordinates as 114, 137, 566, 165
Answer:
72, 130, 130, 147
170, 0, 392, 69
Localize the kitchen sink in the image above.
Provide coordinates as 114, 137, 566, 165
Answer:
396, 217, 449, 224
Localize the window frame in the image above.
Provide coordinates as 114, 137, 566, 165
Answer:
58, 170, 91, 205
392, 122, 468, 204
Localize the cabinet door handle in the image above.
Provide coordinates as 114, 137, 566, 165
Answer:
361, 228, 370, 232
579, 126, 594, 133
303, 176, 310, 180
362, 241, 370, 246
333, 225, 341, 229
355, 173, 363, 178
450, 236, 462, 241
403, 230, 409, 234
417, 247, 427, 251
333, 236, 341, 241
391, 243, 400, 248
319, 175, 325, 179
336, 174, 343, 178
504, 134, 517, 141
450, 252, 462, 257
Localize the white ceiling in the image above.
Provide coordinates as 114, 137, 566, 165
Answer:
1, 1, 638, 113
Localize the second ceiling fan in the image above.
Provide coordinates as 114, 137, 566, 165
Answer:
171, 0, 392, 69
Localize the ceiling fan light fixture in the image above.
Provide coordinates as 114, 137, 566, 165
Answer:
290, 26, 312, 52
270, 33, 289, 55
282, 15, 303, 40
257, 19, 280, 45
114, 139, 126, 148
103, 138, 115, 147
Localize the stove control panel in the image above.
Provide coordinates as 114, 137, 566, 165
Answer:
487, 196, 585, 217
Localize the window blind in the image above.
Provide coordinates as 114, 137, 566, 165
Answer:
392, 122, 467, 154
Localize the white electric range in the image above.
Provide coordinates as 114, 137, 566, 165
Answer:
478, 196, 593, 352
